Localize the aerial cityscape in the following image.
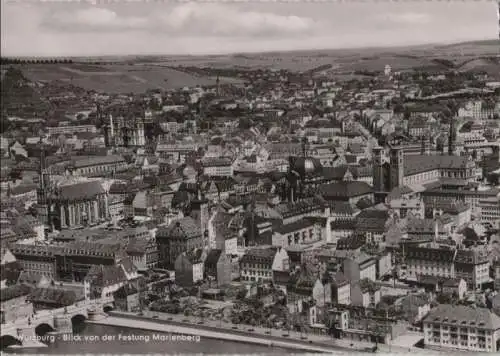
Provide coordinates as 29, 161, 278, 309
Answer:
1, 1, 500, 355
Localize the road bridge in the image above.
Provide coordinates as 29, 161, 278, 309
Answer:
0, 297, 114, 348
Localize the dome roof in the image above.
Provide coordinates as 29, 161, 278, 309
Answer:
182, 165, 197, 180
290, 156, 323, 178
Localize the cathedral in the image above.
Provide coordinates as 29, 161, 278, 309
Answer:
281, 139, 326, 202
102, 105, 154, 148
36, 139, 109, 232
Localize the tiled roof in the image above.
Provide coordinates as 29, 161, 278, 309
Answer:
10, 244, 63, 257
275, 218, 316, 235
320, 181, 372, 199
157, 217, 201, 240
337, 234, 366, 250
406, 218, 443, 234
202, 157, 233, 167
424, 304, 500, 330
404, 155, 474, 176
85, 265, 127, 287
328, 201, 359, 215
29, 287, 78, 306
387, 186, 415, 200
71, 155, 125, 169
455, 248, 489, 265
10, 184, 37, 196
64, 241, 124, 257
55, 180, 105, 201
356, 197, 374, 210
331, 219, 356, 230
120, 257, 138, 275
126, 238, 147, 255
275, 196, 325, 218
432, 201, 470, 214
322, 166, 348, 180
406, 246, 456, 262
355, 209, 389, 233
240, 247, 277, 264
351, 165, 372, 178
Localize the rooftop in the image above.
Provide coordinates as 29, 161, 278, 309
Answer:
320, 181, 372, 199
424, 304, 500, 330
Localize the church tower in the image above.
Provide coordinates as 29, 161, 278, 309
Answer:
190, 178, 209, 248
372, 147, 385, 192
389, 147, 404, 190
216, 75, 220, 97
36, 137, 51, 232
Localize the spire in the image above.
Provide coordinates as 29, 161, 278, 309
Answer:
302, 137, 308, 157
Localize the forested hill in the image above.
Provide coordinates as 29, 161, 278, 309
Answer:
0, 67, 50, 132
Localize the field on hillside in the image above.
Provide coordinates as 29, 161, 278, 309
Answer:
152, 42, 498, 73
17, 64, 244, 93
7, 39, 499, 92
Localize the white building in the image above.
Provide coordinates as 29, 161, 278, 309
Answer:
423, 304, 500, 353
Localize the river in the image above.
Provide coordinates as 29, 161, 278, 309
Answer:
4, 323, 300, 354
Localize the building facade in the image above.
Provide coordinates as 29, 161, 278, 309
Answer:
423, 304, 500, 353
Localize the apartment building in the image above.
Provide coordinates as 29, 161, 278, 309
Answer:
272, 218, 324, 248
240, 247, 289, 283
455, 249, 490, 290
202, 158, 234, 177
405, 245, 491, 289
70, 155, 127, 176
405, 245, 456, 280
423, 304, 500, 352
478, 197, 500, 228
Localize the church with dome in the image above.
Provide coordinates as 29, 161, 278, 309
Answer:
282, 139, 327, 202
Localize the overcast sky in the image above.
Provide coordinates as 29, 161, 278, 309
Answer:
1, 1, 497, 56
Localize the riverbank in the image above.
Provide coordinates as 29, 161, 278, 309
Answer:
3, 323, 297, 355
89, 313, 359, 353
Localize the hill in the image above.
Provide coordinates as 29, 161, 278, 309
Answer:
10, 63, 244, 94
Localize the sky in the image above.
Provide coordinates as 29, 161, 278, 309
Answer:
1, 1, 497, 57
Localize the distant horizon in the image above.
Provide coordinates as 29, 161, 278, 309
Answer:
2, 2, 497, 57
1, 37, 498, 60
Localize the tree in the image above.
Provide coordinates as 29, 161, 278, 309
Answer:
436, 292, 456, 305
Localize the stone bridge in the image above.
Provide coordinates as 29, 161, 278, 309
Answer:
0, 297, 114, 347
463, 141, 500, 153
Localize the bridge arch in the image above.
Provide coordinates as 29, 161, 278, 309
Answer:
103, 304, 114, 313
71, 313, 87, 334
0, 335, 22, 350
35, 323, 55, 337
71, 313, 87, 324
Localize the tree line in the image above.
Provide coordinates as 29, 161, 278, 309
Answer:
0, 58, 74, 64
